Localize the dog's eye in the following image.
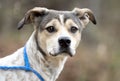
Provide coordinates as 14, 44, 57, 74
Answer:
46, 26, 56, 33
70, 26, 78, 33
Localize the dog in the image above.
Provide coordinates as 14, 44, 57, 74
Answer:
0, 7, 96, 81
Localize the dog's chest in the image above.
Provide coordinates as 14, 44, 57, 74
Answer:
41, 56, 68, 81
0, 70, 40, 81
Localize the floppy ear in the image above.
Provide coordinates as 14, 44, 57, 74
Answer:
17, 7, 48, 30
72, 8, 96, 27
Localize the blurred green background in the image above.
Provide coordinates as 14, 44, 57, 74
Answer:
0, 0, 120, 81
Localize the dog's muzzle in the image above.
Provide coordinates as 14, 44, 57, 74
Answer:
58, 37, 73, 57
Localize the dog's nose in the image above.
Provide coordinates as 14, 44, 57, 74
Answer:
58, 37, 71, 48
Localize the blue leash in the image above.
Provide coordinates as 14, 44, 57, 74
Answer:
0, 46, 44, 81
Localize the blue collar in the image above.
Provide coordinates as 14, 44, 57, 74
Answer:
0, 46, 44, 81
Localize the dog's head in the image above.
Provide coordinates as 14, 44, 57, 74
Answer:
18, 7, 96, 57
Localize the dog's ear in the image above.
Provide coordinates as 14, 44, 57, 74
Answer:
17, 7, 48, 30
72, 8, 96, 27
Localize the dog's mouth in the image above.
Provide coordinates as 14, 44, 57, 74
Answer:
59, 48, 73, 57
49, 48, 75, 57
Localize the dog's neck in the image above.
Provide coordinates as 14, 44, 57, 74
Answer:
25, 31, 68, 81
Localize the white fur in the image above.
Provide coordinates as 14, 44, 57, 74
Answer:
46, 15, 80, 56
59, 14, 64, 25
0, 32, 68, 81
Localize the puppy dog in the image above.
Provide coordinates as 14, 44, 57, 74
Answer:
0, 7, 96, 81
